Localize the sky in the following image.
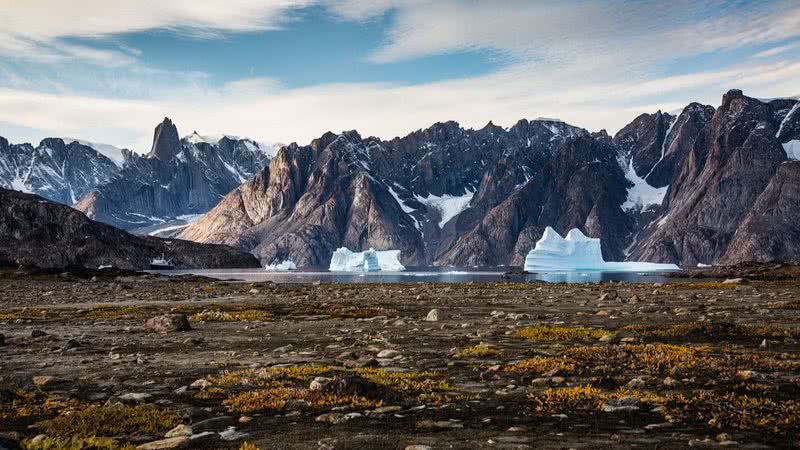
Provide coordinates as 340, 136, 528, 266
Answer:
1, 0, 799, 153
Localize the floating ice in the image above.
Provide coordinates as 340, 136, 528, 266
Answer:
524, 227, 679, 272
329, 247, 405, 272
264, 259, 297, 272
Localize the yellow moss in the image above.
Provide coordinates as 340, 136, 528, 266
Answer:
354, 368, 450, 394
35, 405, 180, 438
642, 321, 800, 339
665, 391, 800, 432
564, 343, 709, 375
513, 325, 610, 341
190, 309, 273, 322
530, 385, 608, 414
22, 436, 137, 450
0, 391, 85, 421
80, 306, 147, 320
223, 387, 381, 413
239, 442, 260, 450
418, 392, 480, 405
771, 301, 800, 310
561, 343, 799, 376
455, 343, 500, 358
504, 356, 576, 375
0, 308, 48, 321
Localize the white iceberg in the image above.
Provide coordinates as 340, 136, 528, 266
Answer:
524, 227, 679, 272
328, 247, 405, 272
264, 259, 297, 272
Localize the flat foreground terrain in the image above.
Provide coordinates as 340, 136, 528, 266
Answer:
1, 270, 800, 449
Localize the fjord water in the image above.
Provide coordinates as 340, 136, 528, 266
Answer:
154, 267, 680, 284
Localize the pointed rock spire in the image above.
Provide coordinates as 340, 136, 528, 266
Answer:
148, 117, 181, 160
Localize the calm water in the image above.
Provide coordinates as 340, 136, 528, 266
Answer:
154, 267, 682, 284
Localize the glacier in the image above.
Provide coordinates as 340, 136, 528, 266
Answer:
264, 259, 297, 272
524, 227, 680, 272
329, 247, 406, 272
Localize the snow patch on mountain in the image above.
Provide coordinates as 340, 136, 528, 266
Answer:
415, 189, 475, 228
63, 138, 128, 167
784, 140, 800, 160
621, 157, 668, 211
776, 102, 800, 138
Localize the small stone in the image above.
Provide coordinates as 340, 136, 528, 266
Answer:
309, 376, 333, 391
249, 289, 260, 294
663, 377, 678, 387
598, 333, 619, 343
193, 416, 235, 432
165, 424, 193, 438
507, 426, 527, 432
722, 278, 748, 284
371, 406, 403, 414
238, 416, 252, 424
759, 339, 768, 348
405, 446, 432, 450
602, 396, 640, 413
137, 437, 190, 449
31, 329, 47, 338
218, 426, 250, 441
736, 370, 761, 380
416, 420, 463, 430
273, 344, 294, 353
119, 392, 152, 402
32, 376, 54, 386
377, 349, 400, 358
190, 379, 211, 389
425, 309, 441, 321
626, 376, 648, 388
316, 412, 346, 424
144, 314, 191, 333
716, 433, 732, 442
627, 295, 640, 304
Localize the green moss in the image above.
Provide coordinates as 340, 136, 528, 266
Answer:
23, 436, 136, 450
35, 405, 180, 438
513, 325, 610, 341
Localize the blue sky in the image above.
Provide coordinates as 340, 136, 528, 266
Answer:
1, 0, 799, 152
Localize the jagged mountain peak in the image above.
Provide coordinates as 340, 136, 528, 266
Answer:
148, 117, 181, 161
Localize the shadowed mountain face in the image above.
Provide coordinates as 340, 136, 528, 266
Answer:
0, 137, 122, 205
629, 91, 800, 266
2, 90, 799, 268
0, 188, 259, 269
181, 91, 800, 267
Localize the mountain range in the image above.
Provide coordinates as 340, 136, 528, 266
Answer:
2, 89, 799, 268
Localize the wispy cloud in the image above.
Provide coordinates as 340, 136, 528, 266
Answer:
1, 0, 799, 152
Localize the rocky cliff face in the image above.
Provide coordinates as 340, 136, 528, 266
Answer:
73, 118, 275, 232
630, 90, 800, 265
437, 131, 631, 266
0, 188, 259, 269
182, 90, 800, 268
0, 137, 121, 205
4, 90, 798, 268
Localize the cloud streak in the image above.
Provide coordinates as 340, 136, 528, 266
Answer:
0, 0, 799, 152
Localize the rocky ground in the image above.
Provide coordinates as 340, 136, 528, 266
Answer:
1, 269, 800, 449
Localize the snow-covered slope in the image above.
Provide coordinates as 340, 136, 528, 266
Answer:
0, 137, 122, 205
